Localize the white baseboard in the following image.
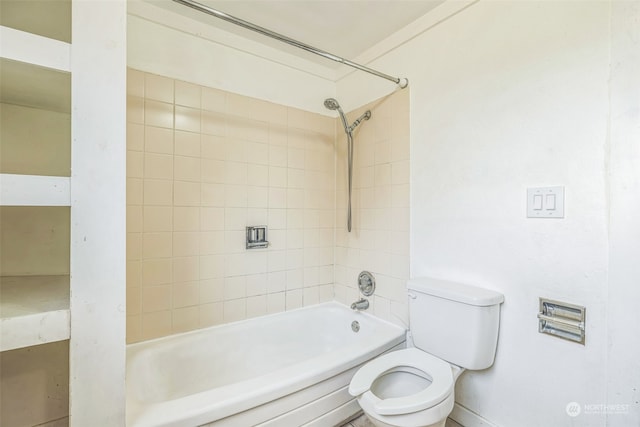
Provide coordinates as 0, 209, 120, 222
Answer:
450, 403, 498, 427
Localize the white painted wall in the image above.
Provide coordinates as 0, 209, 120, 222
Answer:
127, 2, 335, 115
606, 1, 640, 425
339, 1, 638, 426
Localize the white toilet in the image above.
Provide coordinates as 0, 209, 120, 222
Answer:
349, 277, 504, 427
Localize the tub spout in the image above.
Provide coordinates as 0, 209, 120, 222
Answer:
350, 298, 369, 311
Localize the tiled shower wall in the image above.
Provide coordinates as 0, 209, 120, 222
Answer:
334, 90, 410, 326
126, 69, 336, 343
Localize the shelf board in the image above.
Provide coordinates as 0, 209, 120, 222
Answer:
0, 174, 70, 206
0, 25, 71, 73
0, 56, 71, 114
0, 275, 70, 352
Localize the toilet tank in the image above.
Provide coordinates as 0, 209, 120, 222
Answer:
408, 277, 504, 370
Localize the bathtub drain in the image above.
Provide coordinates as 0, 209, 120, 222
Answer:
351, 321, 360, 332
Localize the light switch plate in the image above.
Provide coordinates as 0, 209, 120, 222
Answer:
527, 186, 564, 218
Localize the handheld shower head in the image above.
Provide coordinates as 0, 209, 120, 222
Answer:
323, 98, 341, 111
324, 98, 350, 134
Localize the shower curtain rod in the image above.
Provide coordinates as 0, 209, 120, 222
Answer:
172, 0, 409, 88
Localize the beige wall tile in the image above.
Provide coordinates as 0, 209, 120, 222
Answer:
175, 105, 200, 133
174, 181, 201, 206
127, 150, 144, 178
175, 80, 201, 108
200, 278, 224, 303
247, 186, 268, 208
145, 100, 173, 128
201, 134, 225, 160
199, 302, 223, 327
201, 87, 225, 112
225, 139, 247, 163
199, 254, 224, 279
173, 256, 199, 283
175, 131, 200, 157
142, 310, 172, 340
127, 205, 142, 232
247, 164, 268, 186
142, 284, 171, 312
267, 292, 286, 314
127, 287, 141, 316
174, 156, 201, 182
173, 232, 200, 257
201, 159, 226, 183
143, 206, 173, 232
143, 232, 172, 259
200, 207, 225, 230
145, 73, 174, 103
127, 233, 142, 260
144, 152, 173, 180
127, 96, 144, 124
246, 120, 269, 144
127, 315, 142, 343
200, 231, 225, 255
174, 207, 200, 231
127, 69, 145, 97
246, 141, 269, 164
246, 295, 267, 318
224, 276, 246, 300
223, 299, 246, 323
173, 282, 199, 308
127, 123, 144, 152
127, 261, 141, 288
201, 110, 226, 136
172, 306, 199, 333
145, 126, 173, 154
201, 183, 225, 207
225, 185, 247, 208
224, 162, 247, 185
144, 179, 173, 206
142, 258, 172, 286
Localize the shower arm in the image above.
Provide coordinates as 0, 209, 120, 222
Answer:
172, 0, 409, 88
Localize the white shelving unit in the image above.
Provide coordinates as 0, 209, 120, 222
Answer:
1, 20, 71, 351
0, 275, 70, 352
0, 25, 70, 72
0, 174, 70, 206
1, 0, 126, 424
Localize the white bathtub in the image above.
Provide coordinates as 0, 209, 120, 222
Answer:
126, 302, 405, 427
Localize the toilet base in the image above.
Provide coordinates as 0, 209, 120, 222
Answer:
357, 392, 454, 427
363, 415, 446, 427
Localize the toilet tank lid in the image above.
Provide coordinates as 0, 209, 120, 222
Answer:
407, 277, 504, 306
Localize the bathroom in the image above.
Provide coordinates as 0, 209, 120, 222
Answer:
0, 0, 638, 426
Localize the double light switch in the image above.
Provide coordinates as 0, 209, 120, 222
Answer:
527, 186, 564, 218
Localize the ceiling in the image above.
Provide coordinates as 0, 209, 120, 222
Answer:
148, 0, 445, 68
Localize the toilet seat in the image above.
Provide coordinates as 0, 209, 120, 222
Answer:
349, 348, 453, 416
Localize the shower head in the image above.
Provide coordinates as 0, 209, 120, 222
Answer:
324, 97, 350, 134
323, 98, 341, 111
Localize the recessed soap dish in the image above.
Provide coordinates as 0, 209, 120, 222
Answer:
246, 226, 269, 249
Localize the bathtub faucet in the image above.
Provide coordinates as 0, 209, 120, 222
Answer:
351, 298, 369, 311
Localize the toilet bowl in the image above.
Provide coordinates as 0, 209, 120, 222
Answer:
349, 348, 462, 427
349, 277, 504, 427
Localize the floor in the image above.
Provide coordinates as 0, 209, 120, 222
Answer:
341, 413, 463, 427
